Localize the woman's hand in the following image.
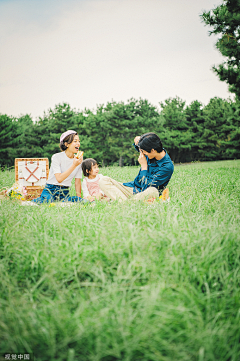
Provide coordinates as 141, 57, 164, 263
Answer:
138, 150, 148, 171
134, 136, 141, 145
73, 154, 83, 167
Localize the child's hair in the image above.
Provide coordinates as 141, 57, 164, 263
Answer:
82, 158, 97, 177
138, 132, 163, 153
60, 132, 78, 151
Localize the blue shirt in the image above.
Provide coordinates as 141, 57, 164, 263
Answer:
123, 147, 174, 194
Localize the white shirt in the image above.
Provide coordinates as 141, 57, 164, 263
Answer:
47, 152, 82, 187
82, 174, 104, 197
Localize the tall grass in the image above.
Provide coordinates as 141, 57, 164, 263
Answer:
0, 160, 240, 361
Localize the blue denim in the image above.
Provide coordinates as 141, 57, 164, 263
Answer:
32, 184, 84, 204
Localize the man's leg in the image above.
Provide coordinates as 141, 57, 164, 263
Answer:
131, 187, 159, 201
99, 176, 133, 201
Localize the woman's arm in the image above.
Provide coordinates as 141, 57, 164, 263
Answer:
54, 156, 83, 183
75, 178, 81, 197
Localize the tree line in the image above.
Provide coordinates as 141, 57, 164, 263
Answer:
1, 96, 240, 167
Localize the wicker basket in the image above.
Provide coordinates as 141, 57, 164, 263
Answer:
15, 158, 49, 200
0, 187, 8, 200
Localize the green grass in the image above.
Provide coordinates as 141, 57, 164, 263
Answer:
0, 160, 240, 361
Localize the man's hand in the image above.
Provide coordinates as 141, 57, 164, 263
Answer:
73, 155, 83, 167
134, 136, 141, 145
138, 150, 148, 170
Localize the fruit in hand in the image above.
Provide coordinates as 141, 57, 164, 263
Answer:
76, 150, 84, 159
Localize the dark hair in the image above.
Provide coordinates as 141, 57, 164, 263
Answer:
82, 158, 97, 177
138, 132, 163, 153
60, 132, 78, 151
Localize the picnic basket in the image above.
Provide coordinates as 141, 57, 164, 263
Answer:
15, 158, 49, 200
0, 187, 8, 200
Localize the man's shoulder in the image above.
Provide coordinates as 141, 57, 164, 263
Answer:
165, 152, 174, 163
162, 150, 173, 162
157, 151, 174, 171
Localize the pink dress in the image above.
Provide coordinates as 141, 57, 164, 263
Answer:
85, 177, 101, 196
82, 174, 104, 198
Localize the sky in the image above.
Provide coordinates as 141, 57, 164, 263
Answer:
0, 0, 232, 119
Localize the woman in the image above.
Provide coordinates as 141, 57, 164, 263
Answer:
23, 130, 84, 205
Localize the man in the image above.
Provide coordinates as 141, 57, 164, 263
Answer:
99, 132, 174, 201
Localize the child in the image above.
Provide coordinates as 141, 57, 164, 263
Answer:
22, 130, 84, 205
82, 158, 105, 201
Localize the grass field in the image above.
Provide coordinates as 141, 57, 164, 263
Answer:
0, 160, 240, 361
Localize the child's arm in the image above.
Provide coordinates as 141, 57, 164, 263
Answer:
75, 178, 81, 197
82, 179, 95, 202
82, 178, 89, 198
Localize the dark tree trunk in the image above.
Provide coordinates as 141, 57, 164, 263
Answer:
119, 155, 124, 167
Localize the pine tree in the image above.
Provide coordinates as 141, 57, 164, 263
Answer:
39, 103, 78, 159
159, 97, 194, 163
13, 114, 35, 158
185, 100, 205, 161
224, 99, 240, 158
201, 0, 240, 98
80, 106, 110, 166
80, 99, 162, 166
0, 114, 16, 166
199, 97, 233, 160
103, 99, 161, 166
